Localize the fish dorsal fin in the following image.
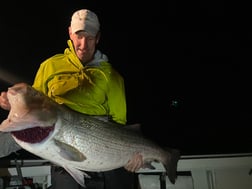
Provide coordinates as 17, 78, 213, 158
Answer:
54, 139, 86, 162
124, 123, 142, 132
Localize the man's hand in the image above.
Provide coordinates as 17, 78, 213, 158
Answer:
124, 152, 143, 172
0, 91, 11, 110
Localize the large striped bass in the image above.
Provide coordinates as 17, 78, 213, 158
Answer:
0, 83, 180, 187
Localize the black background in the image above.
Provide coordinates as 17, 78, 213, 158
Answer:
0, 0, 251, 156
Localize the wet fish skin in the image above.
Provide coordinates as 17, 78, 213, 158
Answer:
0, 83, 180, 187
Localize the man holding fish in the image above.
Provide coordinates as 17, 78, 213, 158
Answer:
0, 8, 179, 189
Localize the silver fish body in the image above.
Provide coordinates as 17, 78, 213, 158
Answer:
0, 83, 180, 187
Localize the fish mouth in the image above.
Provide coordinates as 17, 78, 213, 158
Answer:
12, 125, 55, 143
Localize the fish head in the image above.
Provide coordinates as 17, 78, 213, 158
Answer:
0, 83, 58, 132
7, 82, 39, 113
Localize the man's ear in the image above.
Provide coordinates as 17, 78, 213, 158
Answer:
96, 32, 101, 44
68, 27, 74, 40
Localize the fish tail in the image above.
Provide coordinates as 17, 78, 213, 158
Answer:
163, 148, 180, 184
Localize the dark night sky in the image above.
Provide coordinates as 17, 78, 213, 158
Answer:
0, 0, 252, 156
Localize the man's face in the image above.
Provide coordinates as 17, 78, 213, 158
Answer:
69, 30, 98, 64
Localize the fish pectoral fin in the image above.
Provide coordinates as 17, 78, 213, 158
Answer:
54, 139, 86, 162
63, 165, 90, 188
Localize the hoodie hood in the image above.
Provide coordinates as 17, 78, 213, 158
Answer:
65, 40, 108, 68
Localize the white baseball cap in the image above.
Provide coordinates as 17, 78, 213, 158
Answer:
70, 9, 100, 36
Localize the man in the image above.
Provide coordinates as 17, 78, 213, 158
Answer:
0, 9, 143, 189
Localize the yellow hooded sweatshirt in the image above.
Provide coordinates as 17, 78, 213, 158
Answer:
32, 40, 126, 125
